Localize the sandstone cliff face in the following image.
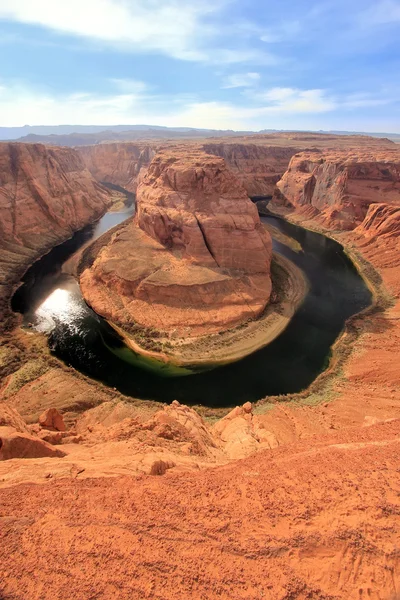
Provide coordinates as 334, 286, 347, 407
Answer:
0, 142, 111, 324
354, 202, 400, 240
203, 142, 297, 197
275, 149, 400, 229
79, 142, 156, 192
80, 150, 272, 336
136, 150, 272, 272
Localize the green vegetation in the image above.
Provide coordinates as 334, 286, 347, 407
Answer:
4, 358, 49, 398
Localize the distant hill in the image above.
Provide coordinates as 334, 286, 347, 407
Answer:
1, 124, 399, 146
0, 124, 252, 144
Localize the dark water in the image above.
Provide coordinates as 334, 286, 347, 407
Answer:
12, 209, 372, 408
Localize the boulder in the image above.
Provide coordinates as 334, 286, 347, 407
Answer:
0, 427, 66, 460
39, 408, 66, 432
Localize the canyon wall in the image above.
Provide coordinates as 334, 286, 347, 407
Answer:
0, 142, 112, 325
78, 135, 395, 202
80, 150, 273, 336
79, 141, 299, 198
79, 142, 156, 192
274, 148, 400, 229
202, 142, 298, 197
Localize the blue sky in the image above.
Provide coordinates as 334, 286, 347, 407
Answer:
0, 0, 399, 131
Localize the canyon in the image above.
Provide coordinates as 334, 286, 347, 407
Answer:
0, 143, 113, 327
79, 148, 303, 366
1, 133, 400, 599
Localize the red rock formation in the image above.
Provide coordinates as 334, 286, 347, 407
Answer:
136, 150, 272, 272
0, 428, 66, 460
80, 150, 272, 336
203, 142, 298, 197
0, 402, 29, 433
0, 142, 112, 325
0, 403, 66, 460
275, 148, 400, 229
79, 142, 156, 192
354, 202, 400, 240
39, 408, 66, 432
1, 417, 400, 599
78, 134, 394, 200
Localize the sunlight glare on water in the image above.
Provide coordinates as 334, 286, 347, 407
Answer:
34, 285, 86, 334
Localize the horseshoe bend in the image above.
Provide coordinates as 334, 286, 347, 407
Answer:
79, 148, 307, 367
1, 132, 400, 599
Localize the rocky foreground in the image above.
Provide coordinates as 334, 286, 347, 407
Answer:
1, 134, 400, 599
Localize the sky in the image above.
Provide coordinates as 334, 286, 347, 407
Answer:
0, 0, 399, 132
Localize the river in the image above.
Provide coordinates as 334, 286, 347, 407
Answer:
12, 202, 372, 408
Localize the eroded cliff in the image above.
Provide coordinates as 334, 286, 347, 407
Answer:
0, 143, 112, 325
79, 142, 156, 192
202, 142, 298, 197
274, 148, 400, 229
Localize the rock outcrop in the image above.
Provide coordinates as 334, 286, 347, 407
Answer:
0, 403, 66, 460
274, 148, 400, 229
354, 202, 400, 240
80, 150, 272, 336
0, 142, 112, 325
39, 408, 66, 432
203, 143, 298, 197
78, 134, 394, 201
79, 142, 156, 192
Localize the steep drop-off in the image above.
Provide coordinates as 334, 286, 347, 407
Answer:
79, 142, 156, 192
0, 143, 112, 325
275, 148, 400, 229
80, 149, 273, 341
77, 134, 395, 201
202, 142, 298, 197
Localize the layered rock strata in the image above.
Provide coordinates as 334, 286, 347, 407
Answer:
202, 142, 298, 197
0, 142, 112, 325
79, 142, 156, 192
80, 150, 273, 338
275, 148, 400, 229
78, 134, 394, 201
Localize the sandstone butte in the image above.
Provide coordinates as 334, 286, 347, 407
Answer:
1, 134, 400, 600
79, 149, 301, 367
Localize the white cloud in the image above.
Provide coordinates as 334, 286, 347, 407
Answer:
0, 0, 210, 60
0, 80, 397, 132
0, 0, 276, 65
360, 0, 400, 25
222, 72, 260, 88
251, 87, 337, 113
341, 92, 394, 108
109, 79, 150, 94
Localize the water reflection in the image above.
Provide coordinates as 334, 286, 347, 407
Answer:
12, 208, 372, 407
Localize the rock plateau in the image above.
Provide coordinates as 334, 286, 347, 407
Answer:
80, 149, 273, 338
